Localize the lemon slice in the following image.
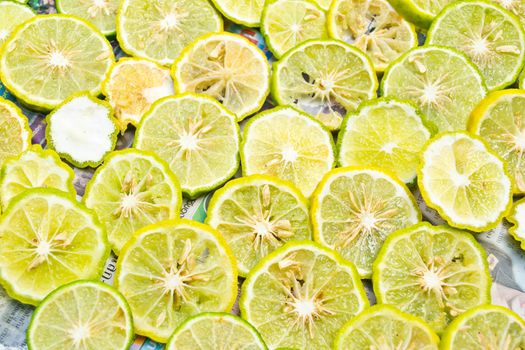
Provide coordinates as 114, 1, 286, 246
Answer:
241, 106, 335, 198
387, 0, 454, 29
261, 0, 328, 59
56, 0, 119, 36
166, 312, 268, 350
27, 280, 134, 350
83, 149, 183, 255
418, 131, 512, 232
115, 219, 237, 343
311, 166, 421, 278
0, 189, 109, 305
381, 46, 487, 133
272, 39, 378, 131
0, 97, 31, 168
334, 305, 439, 350
134, 93, 240, 198
117, 0, 223, 66
327, 0, 417, 72
440, 305, 525, 349
205, 174, 311, 277
172, 32, 270, 121
240, 241, 369, 349
0, 145, 75, 212
507, 197, 525, 250
337, 98, 432, 184
0, 15, 114, 112
373, 222, 492, 334
0, 2, 35, 49
209, 0, 265, 27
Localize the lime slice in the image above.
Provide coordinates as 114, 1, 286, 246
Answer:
0, 2, 34, 49
426, 1, 525, 91
381, 46, 487, 133
0, 97, 31, 168
241, 106, 335, 198
0, 145, 75, 212
205, 174, 312, 277
166, 312, 268, 350
272, 39, 378, 131
56, 0, 119, 37
469, 89, 525, 194
134, 93, 240, 198
311, 166, 421, 278
386, 0, 454, 29
27, 280, 134, 350
83, 149, 183, 255
418, 131, 512, 232
327, 0, 417, 72
507, 197, 525, 250
440, 304, 525, 349
102, 58, 175, 131
261, 0, 328, 59
209, 0, 264, 27
172, 32, 270, 121
334, 304, 439, 350
337, 98, 431, 184
116, 0, 223, 66
373, 222, 492, 334
0, 189, 109, 305
46, 93, 118, 169
240, 240, 369, 349
115, 219, 237, 343
0, 14, 114, 112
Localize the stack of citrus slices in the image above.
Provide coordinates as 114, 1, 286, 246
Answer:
0, 0, 525, 349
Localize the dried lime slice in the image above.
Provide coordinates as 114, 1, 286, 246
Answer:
27, 280, 134, 350
0, 189, 109, 305
0, 1, 35, 48
209, 0, 264, 27
373, 222, 492, 334
507, 197, 525, 250
0, 145, 75, 212
0, 97, 31, 168
240, 241, 369, 349
56, 0, 119, 36
115, 219, 237, 343
387, 0, 454, 29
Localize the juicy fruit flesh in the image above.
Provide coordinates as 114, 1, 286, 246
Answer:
212, 0, 265, 26
412, 0, 454, 15
0, 3, 35, 46
0, 100, 30, 168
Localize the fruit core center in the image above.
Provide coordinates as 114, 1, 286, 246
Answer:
92, 0, 108, 9
514, 131, 525, 150
319, 78, 334, 91
293, 299, 316, 317
281, 145, 298, 162
36, 240, 51, 257
164, 273, 183, 291
254, 221, 272, 237
179, 133, 199, 150
422, 270, 442, 290
48, 50, 70, 68
451, 171, 470, 187
422, 84, 439, 103
160, 13, 178, 30
290, 24, 301, 32
121, 193, 139, 211
359, 212, 377, 230
381, 142, 396, 154
70, 324, 90, 344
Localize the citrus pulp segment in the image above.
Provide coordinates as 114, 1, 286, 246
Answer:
386, 0, 455, 29
205, 174, 312, 277
507, 197, 525, 250
172, 32, 270, 121
381, 46, 487, 133
0, 15, 114, 112
272, 39, 378, 131
209, 0, 265, 27
83, 149, 183, 255
115, 219, 237, 343
240, 241, 369, 350
134, 93, 240, 198
494, 0, 525, 27
56, 0, 119, 36
0, 97, 31, 168
0, 189, 109, 305
0, 2, 35, 49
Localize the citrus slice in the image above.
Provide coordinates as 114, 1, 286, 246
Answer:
327, 0, 417, 72
209, 0, 264, 27
56, 0, 119, 37
46, 93, 118, 169
0, 14, 114, 112
469, 89, 525, 194
440, 304, 525, 349
241, 106, 335, 198
102, 58, 175, 131
272, 39, 377, 131
418, 131, 512, 232
134, 93, 240, 198
172, 32, 270, 121
240, 240, 369, 350
115, 219, 237, 343
0, 189, 109, 305
27, 280, 134, 350
334, 304, 439, 350
166, 312, 268, 350
381, 46, 487, 133
426, 1, 525, 91
0, 97, 31, 168
337, 98, 432, 184
261, 0, 328, 59
311, 166, 421, 278
507, 197, 525, 250
386, 0, 454, 29
0, 145, 75, 212
116, 0, 223, 66
373, 222, 492, 334
0, 2, 35, 49
205, 174, 312, 277
83, 149, 183, 255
